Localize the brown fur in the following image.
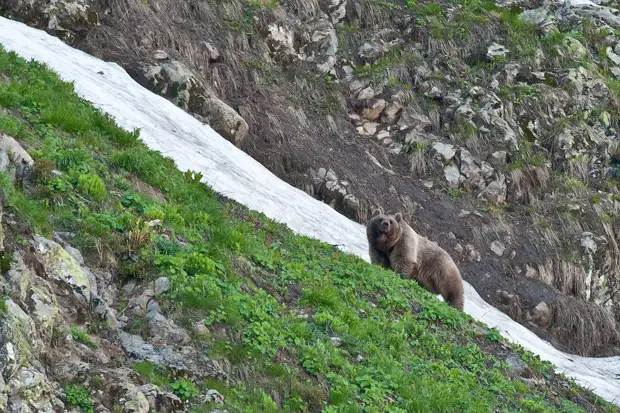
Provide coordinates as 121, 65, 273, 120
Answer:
366, 210, 465, 310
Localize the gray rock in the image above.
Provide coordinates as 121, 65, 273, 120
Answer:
0, 133, 35, 191
119, 331, 228, 379
444, 164, 462, 189
63, 245, 84, 266
532, 301, 552, 328
146, 300, 190, 346
144, 61, 249, 145
154, 277, 171, 296
357, 87, 375, 100
138, 384, 183, 412
3, 0, 98, 36
5, 253, 31, 303
199, 97, 249, 146
33, 236, 92, 303
0, 299, 37, 381
477, 174, 507, 205
490, 151, 507, 168
201, 41, 220, 62
487, 43, 508, 59
432, 142, 457, 163
397, 108, 432, 132
490, 241, 506, 257
153, 50, 168, 60
459, 149, 480, 178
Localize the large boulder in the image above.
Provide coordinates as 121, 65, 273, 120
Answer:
144, 61, 249, 145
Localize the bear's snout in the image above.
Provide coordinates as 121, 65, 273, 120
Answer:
380, 219, 390, 231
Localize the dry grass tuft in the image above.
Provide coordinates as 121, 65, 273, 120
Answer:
509, 164, 550, 204
550, 295, 620, 356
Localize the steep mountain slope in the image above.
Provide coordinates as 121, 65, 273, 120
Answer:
2, 0, 620, 359
0, 44, 617, 412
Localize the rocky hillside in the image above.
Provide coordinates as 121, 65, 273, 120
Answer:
1, 45, 618, 412
2, 0, 620, 359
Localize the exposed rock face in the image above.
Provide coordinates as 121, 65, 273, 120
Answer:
0, 0, 98, 38
0, 223, 224, 412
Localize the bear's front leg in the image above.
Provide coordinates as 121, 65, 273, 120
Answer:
391, 256, 418, 280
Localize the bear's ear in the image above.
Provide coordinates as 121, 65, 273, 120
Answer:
394, 212, 403, 222
371, 208, 382, 217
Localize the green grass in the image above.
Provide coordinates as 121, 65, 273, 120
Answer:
0, 46, 617, 413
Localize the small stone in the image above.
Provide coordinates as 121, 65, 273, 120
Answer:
330, 336, 342, 347
448, 232, 456, 239
203, 389, 225, 405
432, 142, 456, 163
154, 277, 171, 296
422, 180, 434, 189
490, 241, 505, 257
202, 41, 220, 61
382, 102, 402, 123
509, 250, 516, 259
357, 87, 375, 100
358, 122, 378, 136
444, 164, 462, 189
425, 86, 442, 99
480, 161, 495, 180
487, 43, 508, 59
361, 99, 386, 121
468, 86, 484, 97
154, 50, 168, 60
532, 301, 551, 328
490, 151, 507, 167
455, 244, 464, 254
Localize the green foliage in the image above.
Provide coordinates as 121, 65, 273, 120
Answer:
65, 384, 94, 413
77, 173, 107, 201
0, 45, 614, 413
71, 326, 99, 349
171, 379, 200, 400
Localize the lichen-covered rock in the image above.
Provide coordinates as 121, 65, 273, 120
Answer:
114, 383, 149, 413
5, 253, 31, 304
33, 236, 93, 303
0, 299, 38, 381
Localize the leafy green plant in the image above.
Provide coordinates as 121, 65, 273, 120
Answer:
71, 326, 98, 349
171, 379, 199, 400
65, 384, 94, 413
77, 173, 107, 201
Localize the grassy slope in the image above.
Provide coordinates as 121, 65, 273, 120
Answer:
0, 46, 616, 413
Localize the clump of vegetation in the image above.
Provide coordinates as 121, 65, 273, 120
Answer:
71, 326, 99, 349
0, 45, 617, 412
65, 384, 94, 413
171, 378, 200, 400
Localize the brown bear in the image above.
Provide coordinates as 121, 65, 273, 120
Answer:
366, 210, 465, 310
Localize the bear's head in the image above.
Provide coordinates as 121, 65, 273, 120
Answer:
366, 210, 403, 251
